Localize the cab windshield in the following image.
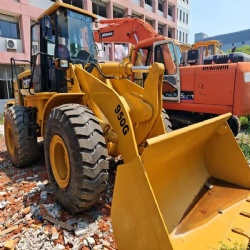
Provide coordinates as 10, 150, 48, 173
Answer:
57, 9, 97, 60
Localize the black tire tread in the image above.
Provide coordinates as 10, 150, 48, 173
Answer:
4, 106, 38, 167
45, 104, 109, 213
162, 109, 173, 132
228, 115, 241, 137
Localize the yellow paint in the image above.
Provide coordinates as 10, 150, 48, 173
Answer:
50, 135, 70, 189
112, 113, 250, 250
5, 122, 15, 156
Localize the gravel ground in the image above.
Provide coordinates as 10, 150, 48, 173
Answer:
0, 134, 117, 250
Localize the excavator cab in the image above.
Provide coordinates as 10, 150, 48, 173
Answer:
133, 39, 181, 102
153, 40, 180, 103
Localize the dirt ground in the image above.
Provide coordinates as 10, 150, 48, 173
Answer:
0, 134, 117, 250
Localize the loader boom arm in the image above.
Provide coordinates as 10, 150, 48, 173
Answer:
67, 61, 166, 162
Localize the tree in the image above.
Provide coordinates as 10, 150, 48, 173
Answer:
225, 45, 250, 55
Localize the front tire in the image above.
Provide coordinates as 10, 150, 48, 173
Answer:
4, 106, 38, 167
44, 104, 109, 213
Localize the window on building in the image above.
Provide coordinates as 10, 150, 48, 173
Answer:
186, 13, 188, 24
0, 20, 20, 39
158, 0, 163, 12
242, 41, 245, 45
183, 12, 185, 22
113, 6, 124, 18
180, 10, 182, 21
168, 28, 172, 38
63, 0, 82, 8
182, 32, 184, 42
186, 33, 188, 43
92, 0, 107, 18
145, 0, 152, 6
0, 65, 23, 98
177, 29, 178, 40
145, 19, 153, 26
177, 8, 178, 19
168, 5, 173, 17
158, 24, 163, 35
0, 80, 12, 98
132, 13, 142, 19
179, 31, 181, 41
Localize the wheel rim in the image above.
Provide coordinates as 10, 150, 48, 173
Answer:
6, 122, 15, 155
50, 135, 70, 189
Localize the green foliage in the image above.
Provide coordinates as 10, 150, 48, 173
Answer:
218, 241, 248, 250
238, 138, 250, 161
0, 113, 4, 125
225, 45, 250, 55
237, 116, 250, 161
239, 116, 250, 129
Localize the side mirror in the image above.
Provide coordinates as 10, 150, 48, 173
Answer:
41, 15, 52, 40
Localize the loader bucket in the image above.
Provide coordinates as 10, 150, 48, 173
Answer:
112, 113, 250, 250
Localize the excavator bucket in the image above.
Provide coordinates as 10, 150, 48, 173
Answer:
112, 113, 250, 250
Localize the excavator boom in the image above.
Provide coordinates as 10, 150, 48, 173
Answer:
94, 17, 160, 44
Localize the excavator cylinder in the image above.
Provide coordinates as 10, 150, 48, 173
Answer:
112, 113, 250, 250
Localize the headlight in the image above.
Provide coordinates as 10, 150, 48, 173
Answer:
59, 59, 69, 69
54, 58, 69, 70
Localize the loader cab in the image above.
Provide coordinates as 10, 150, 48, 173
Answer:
30, 4, 97, 93
187, 49, 200, 65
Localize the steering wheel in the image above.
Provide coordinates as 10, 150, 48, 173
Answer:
76, 50, 92, 67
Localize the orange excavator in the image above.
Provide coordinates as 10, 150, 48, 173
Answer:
94, 17, 250, 135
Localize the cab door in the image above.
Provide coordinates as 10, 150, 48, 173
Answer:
153, 40, 180, 102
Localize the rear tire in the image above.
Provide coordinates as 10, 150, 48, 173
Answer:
44, 104, 109, 213
228, 115, 241, 137
4, 106, 38, 167
162, 109, 173, 132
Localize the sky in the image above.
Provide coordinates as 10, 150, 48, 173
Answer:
189, 0, 250, 44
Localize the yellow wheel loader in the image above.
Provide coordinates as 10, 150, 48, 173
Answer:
4, 2, 250, 249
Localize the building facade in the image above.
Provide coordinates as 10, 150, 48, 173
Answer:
194, 32, 208, 43
0, 0, 54, 101
195, 29, 250, 52
176, 0, 189, 44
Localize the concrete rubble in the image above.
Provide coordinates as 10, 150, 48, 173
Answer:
0, 136, 117, 250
